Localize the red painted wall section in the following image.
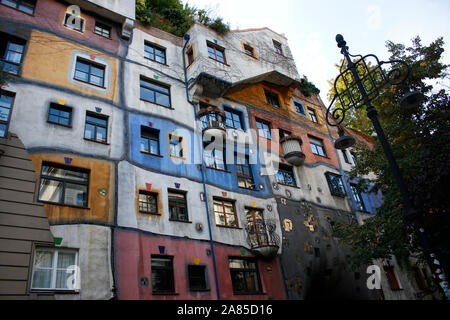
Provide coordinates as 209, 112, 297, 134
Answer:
114, 229, 286, 300
0, 0, 123, 55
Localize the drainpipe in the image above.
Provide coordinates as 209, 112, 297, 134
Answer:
182, 34, 221, 300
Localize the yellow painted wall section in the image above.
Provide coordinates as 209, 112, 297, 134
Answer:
226, 83, 329, 135
30, 153, 115, 225
21, 30, 119, 103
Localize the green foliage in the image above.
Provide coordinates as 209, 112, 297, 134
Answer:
135, 0, 230, 37
329, 37, 450, 272
298, 76, 320, 97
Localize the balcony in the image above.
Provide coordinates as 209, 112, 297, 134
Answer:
197, 107, 226, 138
280, 136, 306, 166
245, 219, 280, 259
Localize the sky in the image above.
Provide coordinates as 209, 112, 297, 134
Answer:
181, 0, 450, 104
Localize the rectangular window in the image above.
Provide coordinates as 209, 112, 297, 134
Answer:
325, 172, 346, 197
0, 91, 14, 138
94, 21, 111, 38
245, 208, 269, 248
308, 108, 318, 123
350, 184, 366, 211
84, 112, 108, 143
279, 129, 291, 140
276, 163, 297, 187
203, 141, 226, 171
383, 266, 401, 291
186, 47, 194, 66
243, 44, 254, 57
309, 136, 326, 157
140, 126, 160, 155
1, 0, 36, 14
31, 248, 78, 291
188, 265, 207, 291
74, 58, 105, 87
264, 89, 280, 108
139, 190, 158, 214
168, 189, 188, 221
63, 12, 85, 32
255, 119, 271, 139
140, 77, 171, 108
236, 154, 255, 190
207, 42, 226, 64
144, 42, 166, 65
38, 162, 89, 207
342, 149, 351, 164
273, 40, 282, 55
293, 101, 306, 115
168, 133, 183, 158
229, 258, 262, 294
47, 103, 72, 127
224, 107, 243, 130
0, 33, 26, 75
213, 198, 238, 228
151, 256, 175, 293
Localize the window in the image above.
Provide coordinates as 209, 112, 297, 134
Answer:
243, 44, 254, 57
273, 40, 282, 55
94, 21, 111, 38
74, 58, 105, 87
255, 119, 271, 139
245, 208, 269, 248
224, 107, 243, 130
308, 108, 318, 123
151, 256, 175, 293
139, 190, 158, 214
144, 42, 166, 64
204, 140, 225, 170
140, 77, 171, 108
31, 248, 78, 291
1, 0, 36, 14
0, 91, 14, 138
325, 172, 346, 197
168, 133, 183, 158
236, 154, 255, 190
276, 163, 297, 187
309, 136, 326, 157
350, 184, 366, 211
140, 126, 160, 155
342, 149, 351, 164
383, 265, 401, 291
229, 258, 261, 294
168, 189, 188, 221
186, 47, 194, 66
279, 129, 291, 140
293, 100, 305, 115
84, 112, 108, 143
264, 89, 280, 108
63, 12, 85, 32
0, 33, 26, 75
38, 162, 89, 207
213, 198, 238, 227
47, 103, 72, 127
207, 42, 226, 64
188, 265, 208, 291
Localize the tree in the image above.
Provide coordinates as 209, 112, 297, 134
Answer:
329, 36, 450, 279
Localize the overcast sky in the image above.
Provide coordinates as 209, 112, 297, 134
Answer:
182, 0, 450, 104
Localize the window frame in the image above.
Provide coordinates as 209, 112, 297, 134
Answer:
309, 136, 327, 157
168, 189, 189, 222
325, 172, 346, 198
342, 149, 351, 164
186, 47, 194, 66
139, 76, 171, 108
206, 41, 227, 64
213, 197, 239, 228
0, 90, 15, 139
0, 0, 36, 15
308, 107, 318, 123
47, 103, 72, 128
275, 163, 297, 187
93, 21, 111, 39
30, 247, 79, 292
74, 57, 106, 88
273, 40, 283, 55
140, 126, 160, 156
0, 33, 26, 75
168, 133, 183, 158
144, 41, 167, 65
63, 12, 86, 33
350, 184, 366, 212
138, 190, 159, 214
255, 118, 271, 139
243, 43, 254, 58
224, 107, 243, 130
151, 255, 175, 294
38, 162, 90, 208
264, 89, 280, 108
83, 111, 108, 144
228, 257, 262, 295
235, 153, 255, 190
293, 100, 306, 115
187, 265, 209, 291
203, 140, 226, 171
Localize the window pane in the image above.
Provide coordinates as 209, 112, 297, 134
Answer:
57, 252, 76, 268
0, 106, 11, 121
96, 126, 107, 142
41, 165, 88, 182
39, 179, 63, 203
64, 183, 88, 207
149, 139, 159, 154
34, 250, 54, 268
32, 269, 52, 289
0, 123, 6, 137
155, 92, 170, 107
140, 137, 149, 152
84, 123, 96, 140
75, 60, 89, 73
5, 50, 22, 64
90, 75, 104, 87
55, 270, 71, 289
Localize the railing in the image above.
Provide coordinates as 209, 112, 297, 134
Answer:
197, 107, 226, 132
245, 219, 280, 258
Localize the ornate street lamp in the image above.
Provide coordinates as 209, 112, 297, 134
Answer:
326, 34, 448, 299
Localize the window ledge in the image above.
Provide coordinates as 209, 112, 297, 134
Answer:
0, 3, 35, 16
47, 121, 72, 128
39, 201, 90, 210
144, 57, 169, 67
169, 219, 192, 224
277, 183, 300, 189
152, 292, 179, 296
232, 292, 267, 296
205, 166, 231, 173
93, 33, 112, 40
189, 288, 211, 292
74, 78, 106, 89
140, 151, 163, 158
83, 137, 109, 145
216, 224, 242, 230
139, 211, 162, 216
139, 98, 174, 110
208, 57, 230, 66
30, 289, 80, 294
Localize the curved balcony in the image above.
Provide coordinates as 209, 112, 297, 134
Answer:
197, 107, 226, 138
280, 136, 306, 166
245, 219, 280, 259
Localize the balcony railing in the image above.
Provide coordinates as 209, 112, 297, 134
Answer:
245, 218, 280, 259
197, 107, 226, 134
280, 136, 306, 166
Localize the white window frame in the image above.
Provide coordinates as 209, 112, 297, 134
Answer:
30, 247, 79, 292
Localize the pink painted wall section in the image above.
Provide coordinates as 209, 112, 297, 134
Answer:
0, 0, 122, 55
114, 229, 286, 300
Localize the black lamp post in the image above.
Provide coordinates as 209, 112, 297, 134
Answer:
326, 34, 448, 299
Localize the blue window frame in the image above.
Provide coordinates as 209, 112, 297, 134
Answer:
48, 103, 72, 127
144, 42, 166, 64
84, 112, 108, 143
224, 107, 243, 130
1, 33, 25, 75
256, 119, 271, 139
140, 126, 160, 155
293, 100, 305, 115
140, 77, 171, 108
74, 58, 105, 87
